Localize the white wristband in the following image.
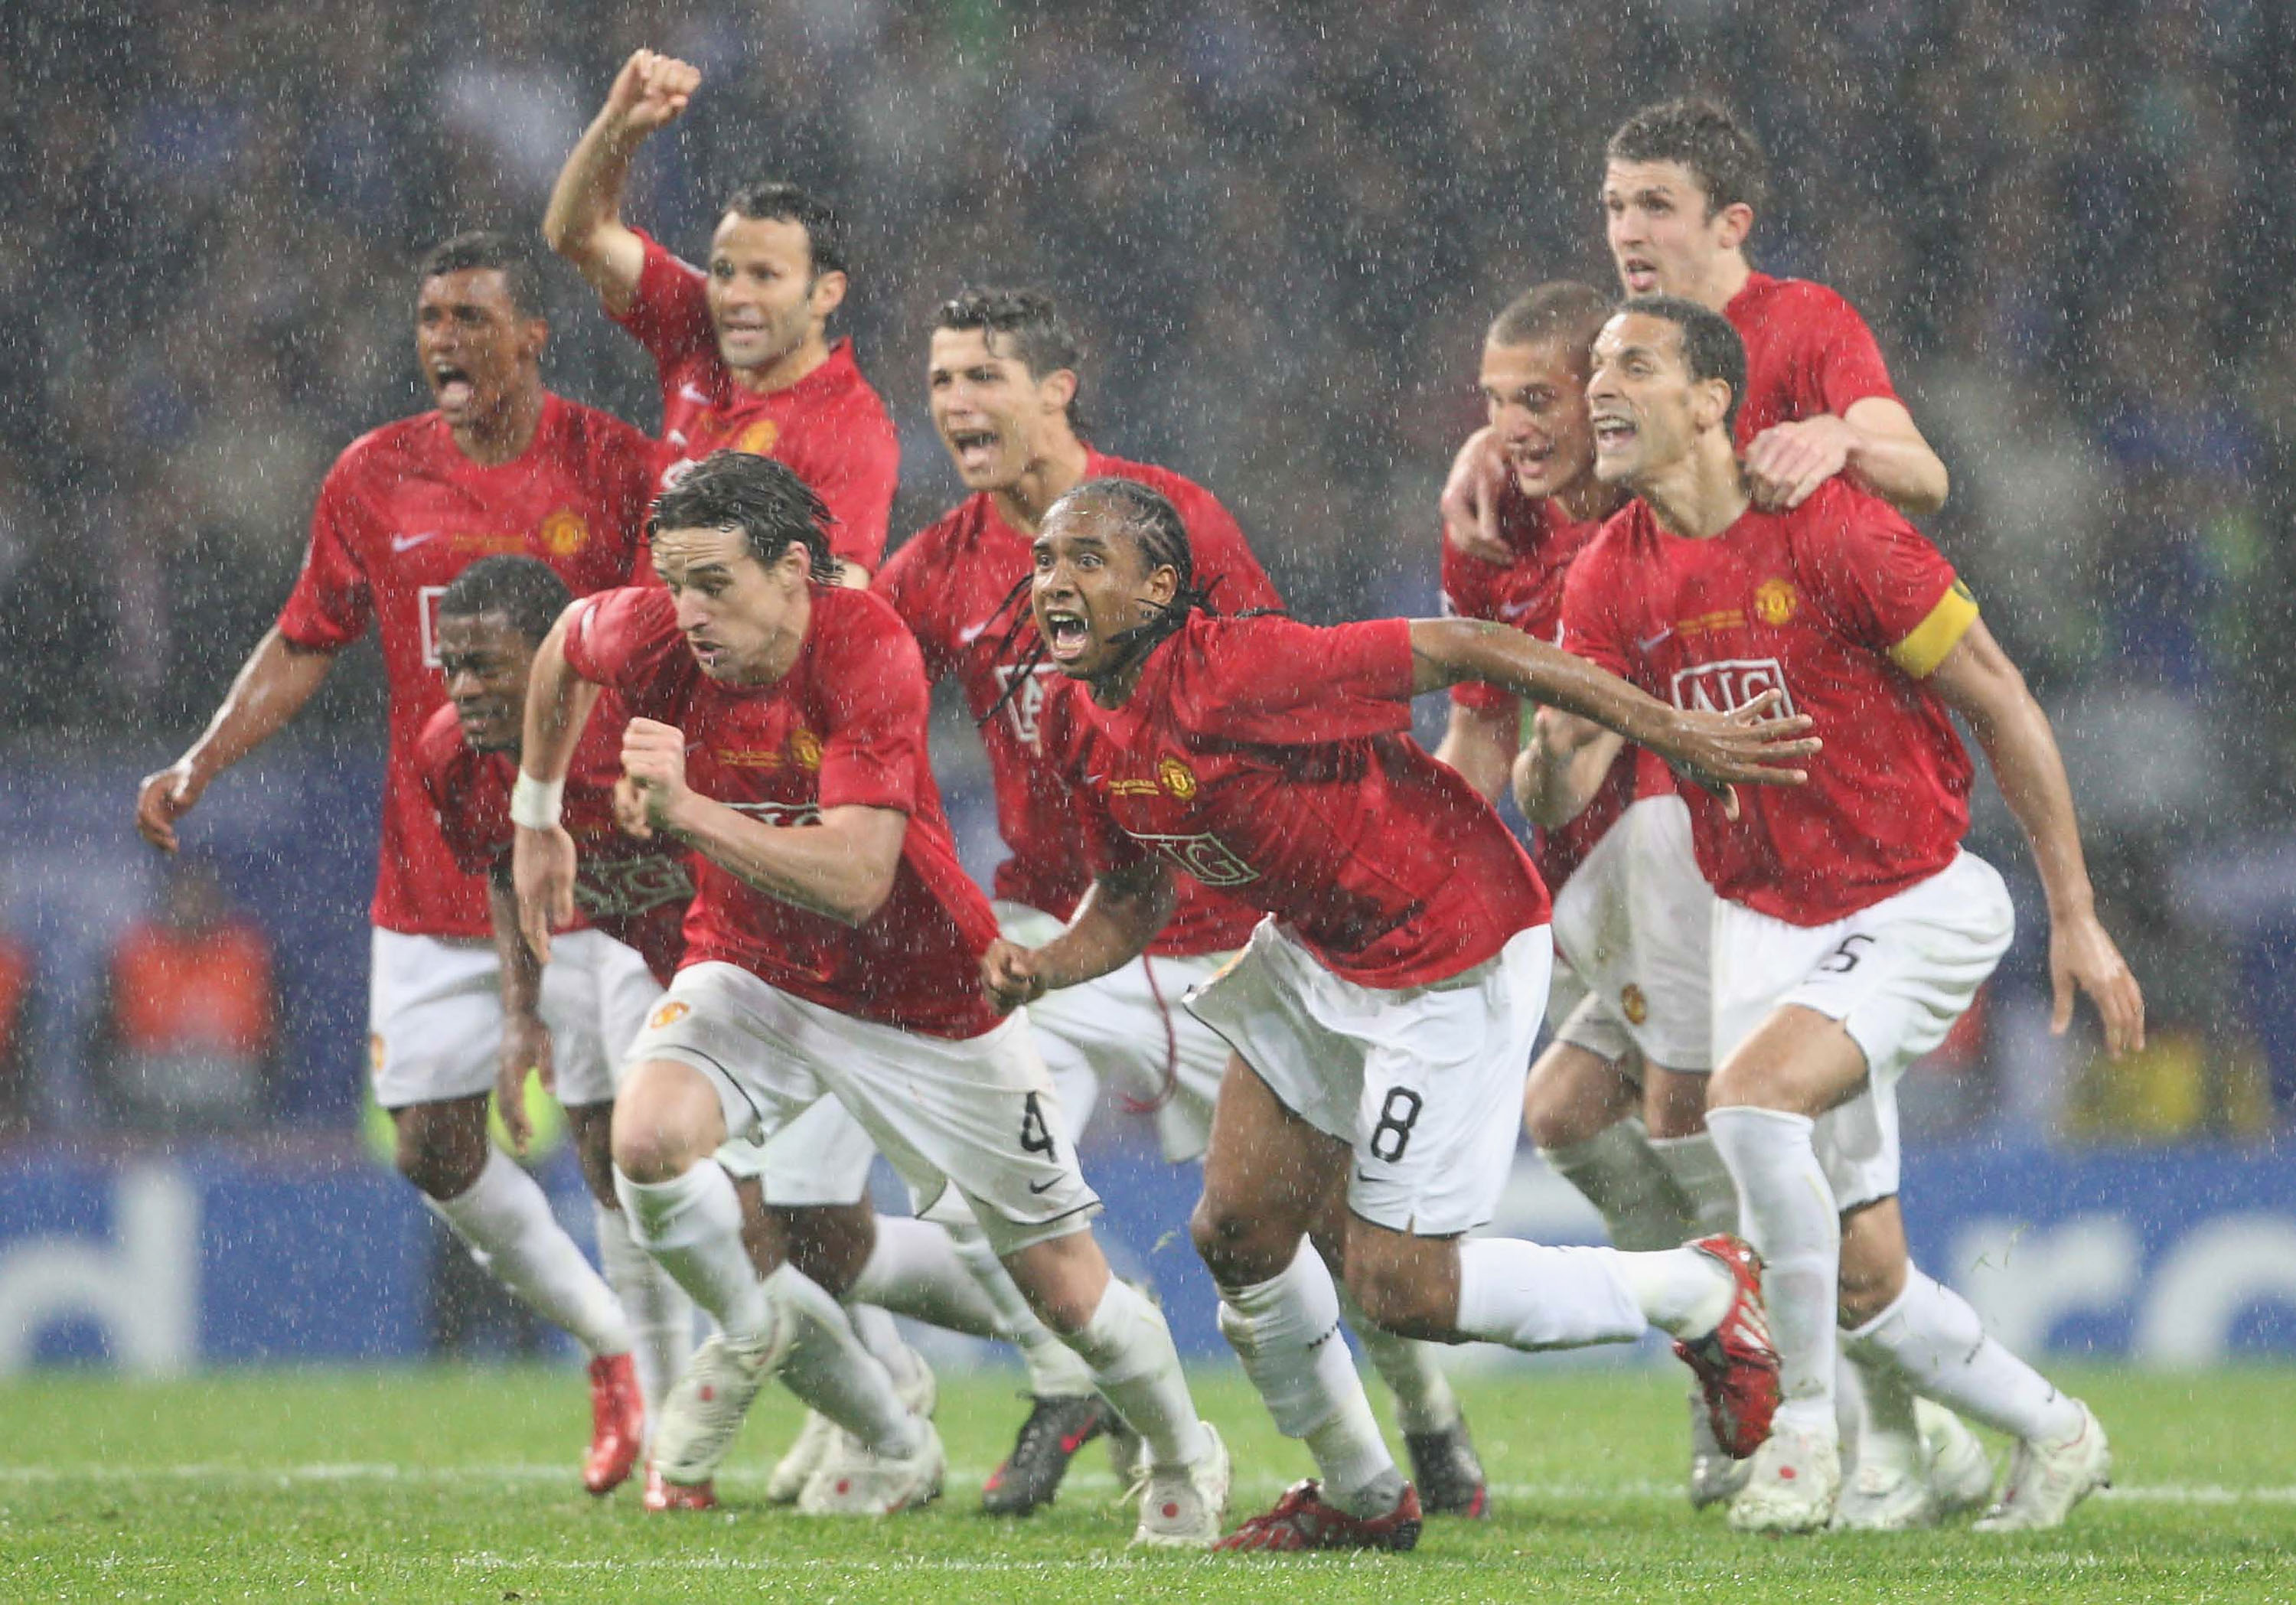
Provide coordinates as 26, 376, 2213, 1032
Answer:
509, 772, 564, 830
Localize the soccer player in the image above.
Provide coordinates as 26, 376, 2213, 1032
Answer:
132, 232, 659, 1495
987, 477, 1819, 1551
876, 287, 1486, 1516
510, 451, 1231, 1544
543, 48, 897, 579
1564, 297, 2142, 1535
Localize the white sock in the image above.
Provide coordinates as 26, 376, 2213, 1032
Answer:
1336, 1281, 1459, 1436
1217, 1241, 1397, 1510
1648, 1129, 1740, 1238
1707, 1104, 1840, 1437
612, 1162, 771, 1346
1844, 1268, 2082, 1445
1064, 1277, 1208, 1470
1453, 1238, 1649, 1348
427, 1149, 631, 1356
948, 1217, 1094, 1396
1540, 1119, 1691, 1252
848, 1302, 925, 1394
768, 1264, 925, 1457
849, 1216, 1006, 1339
1613, 1247, 1734, 1339
593, 1199, 693, 1437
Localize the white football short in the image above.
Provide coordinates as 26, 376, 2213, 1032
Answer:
996, 902, 1236, 1164
621, 961, 1100, 1255
1710, 850, 2014, 1212
1185, 920, 1552, 1237
368, 926, 651, 1111
1548, 794, 1714, 1074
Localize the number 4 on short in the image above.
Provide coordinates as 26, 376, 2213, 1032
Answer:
1019, 1091, 1057, 1161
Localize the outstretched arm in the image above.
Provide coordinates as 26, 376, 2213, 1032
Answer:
1923, 618, 2144, 1057
981, 856, 1176, 1015
135, 627, 337, 852
510, 606, 604, 960
1406, 618, 1817, 814
541, 49, 700, 315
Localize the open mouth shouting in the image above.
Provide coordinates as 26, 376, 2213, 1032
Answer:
1618, 256, 1662, 295
945, 426, 1001, 477
1038, 605, 1092, 665
430, 361, 475, 416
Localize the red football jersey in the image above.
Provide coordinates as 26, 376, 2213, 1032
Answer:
563, 584, 1003, 1038
1040, 612, 1549, 989
276, 396, 653, 938
876, 452, 1281, 956
1724, 272, 1900, 448
1438, 477, 1632, 888
1562, 479, 1978, 925
418, 697, 695, 987
615, 229, 898, 572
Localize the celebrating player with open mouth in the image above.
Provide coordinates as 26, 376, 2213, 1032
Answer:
983, 477, 1818, 1551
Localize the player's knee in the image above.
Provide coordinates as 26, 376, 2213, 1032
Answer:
1190, 1195, 1291, 1288
1836, 1245, 1908, 1327
393, 1121, 484, 1201
608, 1111, 702, 1184
1521, 1079, 1584, 1150
1342, 1254, 1452, 1342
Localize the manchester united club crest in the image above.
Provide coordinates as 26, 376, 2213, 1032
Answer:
788, 727, 823, 771
1753, 578, 1799, 626
540, 509, 590, 557
1158, 756, 1198, 801
735, 418, 781, 455
1620, 983, 1649, 1026
648, 1000, 691, 1031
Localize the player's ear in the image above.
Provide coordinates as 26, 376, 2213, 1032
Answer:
1143, 560, 1179, 608
808, 269, 848, 321
1694, 376, 1733, 433
523, 315, 550, 361
1041, 367, 1078, 419
1713, 201, 1754, 253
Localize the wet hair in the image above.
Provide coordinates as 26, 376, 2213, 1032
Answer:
935, 287, 1089, 431
437, 555, 573, 645
980, 478, 1234, 725
721, 181, 849, 278
649, 450, 840, 582
1606, 97, 1769, 220
1488, 280, 1611, 360
416, 230, 547, 321
1615, 295, 1747, 439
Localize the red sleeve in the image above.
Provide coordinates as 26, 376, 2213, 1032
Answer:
276, 458, 372, 649
1805, 287, 1899, 416
814, 597, 929, 814
608, 230, 716, 380
1163, 477, 1283, 614
1559, 539, 1634, 680
415, 707, 503, 876
562, 586, 688, 703
1174, 615, 1415, 745
810, 408, 899, 572
1440, 533, 1515, 712
869, 525, 959, 681
1795, 483, 1966, 656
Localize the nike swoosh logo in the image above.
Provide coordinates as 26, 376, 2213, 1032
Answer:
957, 617, 1000, 644
1027, 1177, 1061, 1195
679, 383, 712, 405
390, 532, 439, 553
1637, 627, 1675, 652
1497, 599, 1538, 621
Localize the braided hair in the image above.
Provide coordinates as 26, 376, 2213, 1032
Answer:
979, 477, 1225, 726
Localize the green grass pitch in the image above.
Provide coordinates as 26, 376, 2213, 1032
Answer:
5, 1365, 2294, 1603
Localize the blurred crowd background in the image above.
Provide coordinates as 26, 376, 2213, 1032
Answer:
1, 0, 2289, 1145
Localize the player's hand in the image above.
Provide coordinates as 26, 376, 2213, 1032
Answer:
133, 757, 210, 853
513, 822, 579, 964
1745, 416, 1854, 511
612, 774, 653, 840
1440, 427, 1512, 566
621, 718, 693, 831
602, 49, 700, 138
1661, 690, 1820, 820
495, 1016, 555, 1156
980, 939, 1048, 1015
2050, 910, 2146, 1059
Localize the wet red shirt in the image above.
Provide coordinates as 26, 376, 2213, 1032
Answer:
1042, 612, 1548, 988
276, 396, 653, 936
563, 584, 1003, 1037
1725, 271, 1901, 448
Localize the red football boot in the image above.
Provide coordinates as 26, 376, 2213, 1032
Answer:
1672, 1234, 1782, 1460
582, 1352, 645, 1496
643, 1463, 719, 1512
1212, 1479, 1423, 1552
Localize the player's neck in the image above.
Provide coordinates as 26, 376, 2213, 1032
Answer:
990, 436, 1091, 535
735, 591, 812, 687
452, 387, 546, 467
1688, 254, 1753, 313
731, 335, 832, 397
1551, 471, 1626, 527
1636, 440, 1748, 540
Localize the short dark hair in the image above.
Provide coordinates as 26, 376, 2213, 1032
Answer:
1489, 281, 1611, 360
936, 287, 1089, 430
650, 450, 839, 582
1616, 295, 1747, 439
437, 555, 573, 645
1606, 98, 1769, 220
722, 181, 848, 278
416, 230, 547, 320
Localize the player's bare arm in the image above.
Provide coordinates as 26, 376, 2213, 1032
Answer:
1431, 699, 1520, 803
1743, 398, 1949, 517
980, 856, 1176, 1015
485, 867, 553, 1156
1437, 426, 1512, 565
1923, 617, 2145, 1058
1512, 706, 1627, 828
510, 607, 602, 961
619, 716, 904, 927
135, 626, 337, 853
542, 49, 700, 314
1406, 616, 1818, 814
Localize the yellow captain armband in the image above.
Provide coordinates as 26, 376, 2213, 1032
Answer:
1888, 579, 1979, 677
